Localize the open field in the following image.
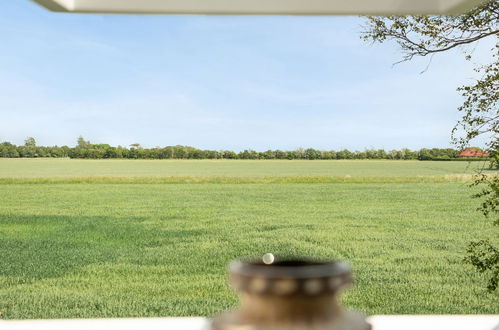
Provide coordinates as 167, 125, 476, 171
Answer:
0, 158, 490, 178
0, 159, 498, 319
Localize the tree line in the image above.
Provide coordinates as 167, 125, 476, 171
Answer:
0, 137, 487, 161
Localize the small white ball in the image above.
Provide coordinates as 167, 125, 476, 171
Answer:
262, 253, 275, 265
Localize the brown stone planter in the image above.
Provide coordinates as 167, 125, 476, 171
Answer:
211, 258, 371, 330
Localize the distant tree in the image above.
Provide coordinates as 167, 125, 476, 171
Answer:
336, 150, 347, 159
294, 148, 305, 159
222, 150, 237, 159
19, 137, 38, 157
77, 136, 90, 148
377, 149, 387, 159
239, 149, 259, 159
342, 149, 354, 159
274, 150, 287, 159
365, 149, 377, 159
286, 150, 297, 160
304, 148, 321, 160
321, 151, 336, 160
0, 142, 19, 158
24, 137, 36, 147
130, 143, 142, 149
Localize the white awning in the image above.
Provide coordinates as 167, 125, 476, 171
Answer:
32, 0, 485, 15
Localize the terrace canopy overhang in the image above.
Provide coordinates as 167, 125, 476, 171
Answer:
32, 0, 486, 15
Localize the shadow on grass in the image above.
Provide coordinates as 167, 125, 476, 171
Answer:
0, 214, 169, 284
0, 213, 322, 286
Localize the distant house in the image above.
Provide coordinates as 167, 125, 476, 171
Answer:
457, 148, 489, 158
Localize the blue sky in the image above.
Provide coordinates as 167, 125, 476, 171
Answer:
0, 1, 493, 151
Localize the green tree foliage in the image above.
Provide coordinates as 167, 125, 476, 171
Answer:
77, 136, 90, 148
362, 0, 499, 290
0, 142, 19, 158
24, 137, 36, 147
0, 138, 486, 161
418, 148, 458, 160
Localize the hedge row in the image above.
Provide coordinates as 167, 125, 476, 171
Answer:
0, 137, 487, 161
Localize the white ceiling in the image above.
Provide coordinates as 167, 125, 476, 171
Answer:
32, 0, 486, 15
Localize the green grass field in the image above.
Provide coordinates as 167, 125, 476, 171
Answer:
0, 159, 497, 319
0, 158, 489, 178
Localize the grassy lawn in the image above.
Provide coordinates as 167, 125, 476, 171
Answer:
0, 177, 498, 318
0, 158, 489, 178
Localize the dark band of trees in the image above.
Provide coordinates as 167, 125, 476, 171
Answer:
0, 137, 488, 161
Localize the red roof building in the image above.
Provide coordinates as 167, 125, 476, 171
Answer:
457, 148, 489, 158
